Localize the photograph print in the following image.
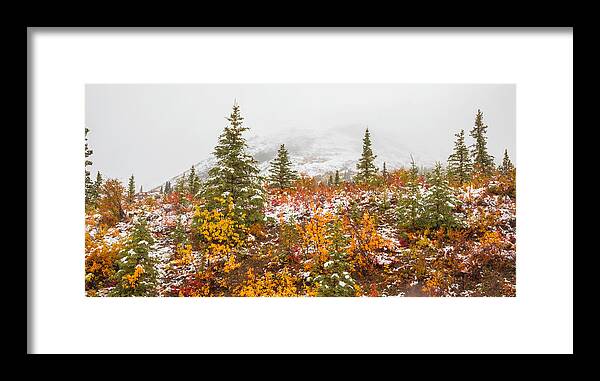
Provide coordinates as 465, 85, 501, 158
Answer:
84, 84, 516, 297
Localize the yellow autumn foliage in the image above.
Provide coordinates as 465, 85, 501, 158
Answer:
194, 197, 247, 271
422, 269, 449, 296
296, 206, 334, 270
85, 228, 123, 291
480, 230, 502, 245
124, 264, 144, 289
223, 254, 241, 273
238, 267, 298, 297
347, 211, 392, 271
171, 243, 193, 266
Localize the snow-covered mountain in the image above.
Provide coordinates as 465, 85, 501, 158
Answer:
152, 126, 436, 191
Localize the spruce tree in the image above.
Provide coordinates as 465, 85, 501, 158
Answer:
312, 220, 357, 297
355, 128, 378, 184
447, 129, 472, 186
334, 170, 340, 186
328, 174, 333, 186
500, 149, 515, 174
382, 162, 388, 180
423, 162, 461, 229
175, 175, 186, 195
171, 216, 188, 246
188, 165, 201, 196
397, 156, 424, 229
128, 175, 135, 203
95, 171, 103, 188
203, 101, 265, 224
110, 218, 158, 296
84, 127, 94, 208
470, 109, 495, 176
90, 171, 103, 207
268, 144, 298, 189
160, 185, 163, 194
139, 185, 143, 193
162, 181, 171, 201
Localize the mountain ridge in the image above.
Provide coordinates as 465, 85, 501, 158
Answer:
150, 127, 436, 191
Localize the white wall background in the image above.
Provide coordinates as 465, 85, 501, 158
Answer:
29, 28, 573, 354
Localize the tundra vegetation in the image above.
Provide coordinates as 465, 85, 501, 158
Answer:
85, 104, 515, 297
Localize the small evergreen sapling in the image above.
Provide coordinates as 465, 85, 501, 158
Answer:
268, 144, 298, 189
128, 175, 135, 203
95, 171, 103, 189
312, 220, 357, 297
447, 129, 472, 186
171, 216, 188, 246
397, 156, 425, 229
175, 175, 186, 195
500, 149, 515, 174
423, 162, 462, 229
355, 128, 379, 184
470, 109, 495, 176
188, 165, 201, 196
110, 218, 158, 296
88, 171, 103, 208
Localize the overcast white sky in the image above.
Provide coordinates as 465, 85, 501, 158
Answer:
86, 84, 515, 190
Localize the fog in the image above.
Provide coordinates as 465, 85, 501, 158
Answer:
86, 84, 515, 190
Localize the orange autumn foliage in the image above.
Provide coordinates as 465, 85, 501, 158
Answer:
85, 228, 123, 292
296, 206, 334, 271
347, 211, 392, 271
97, 179, 126, 227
